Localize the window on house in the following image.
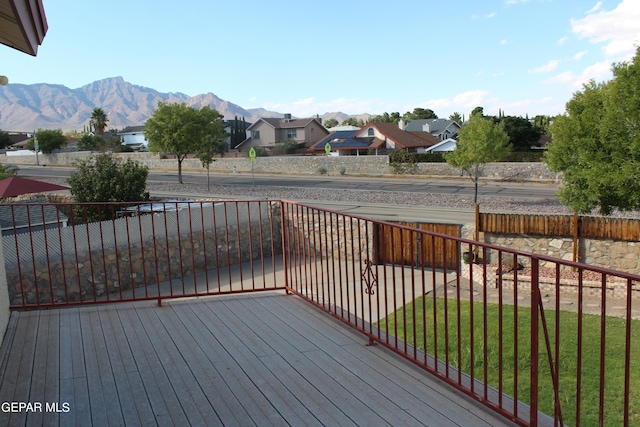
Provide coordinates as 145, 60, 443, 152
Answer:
367, 128, 374, 137
252, 131, 260, 140
287, 129, 297, 139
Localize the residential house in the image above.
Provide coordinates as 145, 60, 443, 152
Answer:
6, 133, 31, 149
117, 126, 148, 151
309, 122, 442, 156
239, 114, 329, 150
404, 118, 461, 141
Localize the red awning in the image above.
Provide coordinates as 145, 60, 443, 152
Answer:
0, 176, 68, 198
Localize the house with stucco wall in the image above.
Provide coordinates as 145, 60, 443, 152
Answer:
238, 114, 329, 150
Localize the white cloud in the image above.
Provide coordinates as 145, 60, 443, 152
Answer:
263, 97, 389, 117
500, 39, 508, 45
573, 50, 588, 60
586, 2, 603, 14
543, 60, 612, 88
472, 11, 497, 20
571, 0, 640, 59
580, 60, 613, 83
557, 36, 569, 46
543, 71, 575, 85
529, 60, 559, 73
427, 90, 491, 112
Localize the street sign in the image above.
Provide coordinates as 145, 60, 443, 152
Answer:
324, 142, 331, 155
249, 147, 256, 161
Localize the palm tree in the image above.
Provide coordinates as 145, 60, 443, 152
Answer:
449, 112, 463, 124
90, 108, 109, 136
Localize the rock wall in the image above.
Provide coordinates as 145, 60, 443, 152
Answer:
482, 234, 640, 275
285, 209, 375, 262
6, 205, 282, 305
2, 151, 557, 181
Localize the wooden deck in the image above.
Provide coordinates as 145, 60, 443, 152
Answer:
0, 292, 517, 426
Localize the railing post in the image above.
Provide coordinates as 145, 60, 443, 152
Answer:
280, 201, 290, 293
530, 257, 539, 426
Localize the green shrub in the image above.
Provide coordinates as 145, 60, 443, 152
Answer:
339, 166, 346, 175
501, 151, 545, 162
389, 150, 418, 174
68, 154, 149, 222
389, 150, 446, 164
317, 166, 328, 175
274, 139, 299, 154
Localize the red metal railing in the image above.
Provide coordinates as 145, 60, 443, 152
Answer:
280, 200, 640, 427
4, 199, 639, 426
3, 200, 284, 307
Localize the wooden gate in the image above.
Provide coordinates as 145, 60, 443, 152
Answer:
376, 222, 460, 269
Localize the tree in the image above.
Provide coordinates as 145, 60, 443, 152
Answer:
449, 112, 463, 124
445, 115, 511, 204
145, 102, 225, 184
77, 132, 97, 151
196, 119, 227, 191
403, 108, 438, 121
25, 129, 66, 153
341, 117, 365, 127
90, 108, 109, 136
68, 154, 149, 222
532, 115, 554, 135
471, 106, 484, 117
0, 129, 11, 149
369, 112, 401, 124
497, 115, 542, 151
545, 48, 640, 215
229, 115, 249, 149
323, 118, 339, 128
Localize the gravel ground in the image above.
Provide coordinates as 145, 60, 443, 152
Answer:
145, 181, 640, 219
29, 176, 640, 218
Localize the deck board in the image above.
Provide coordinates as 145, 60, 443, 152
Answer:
117, 304, 187, 426
0, 292, 518, 426
154, 303, 246, 427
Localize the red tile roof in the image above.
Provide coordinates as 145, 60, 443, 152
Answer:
365, 123, 440, 148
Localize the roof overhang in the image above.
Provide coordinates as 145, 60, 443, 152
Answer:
0, 0, 48, 56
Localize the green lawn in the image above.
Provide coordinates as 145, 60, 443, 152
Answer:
379, 297, 640, 427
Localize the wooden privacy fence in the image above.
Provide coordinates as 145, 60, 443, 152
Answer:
376, 222, 461, 269
480, 213, 640, 241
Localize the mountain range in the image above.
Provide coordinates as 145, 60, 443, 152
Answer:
0, 76, 370, 132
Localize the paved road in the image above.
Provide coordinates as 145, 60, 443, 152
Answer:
17, 165, 560, 199
17, 165, 559, 224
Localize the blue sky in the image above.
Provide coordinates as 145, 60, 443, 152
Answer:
2, 0, 639, 119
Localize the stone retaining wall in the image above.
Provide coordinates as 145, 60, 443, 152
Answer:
2, 151, 557, 181
482, 233, 640, 275
459, 226, 640, 300
6, 206, 282, 305
286, 210, 374, 262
